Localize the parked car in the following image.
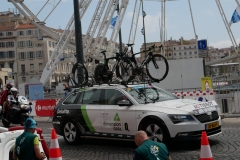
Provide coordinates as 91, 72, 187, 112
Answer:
52, 84, 222, 145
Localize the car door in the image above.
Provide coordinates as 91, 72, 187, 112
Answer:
76, 89, 103, 133
101, 89, 136, 135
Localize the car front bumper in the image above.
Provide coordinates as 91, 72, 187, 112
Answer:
166, 116, 222, 140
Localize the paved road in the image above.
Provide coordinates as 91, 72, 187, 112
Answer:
2, 117, 240, 160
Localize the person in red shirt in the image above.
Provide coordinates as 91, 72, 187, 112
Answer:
0, 82, 13, 116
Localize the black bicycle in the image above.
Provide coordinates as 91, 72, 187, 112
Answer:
117, 44, 169, 83
94, 48, 133, 83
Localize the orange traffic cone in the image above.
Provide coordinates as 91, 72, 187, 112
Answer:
49, 128, 62, 160
200, 131, 214, 160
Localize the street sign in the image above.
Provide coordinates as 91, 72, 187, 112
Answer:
199, 50, 208, 58
198, 39, 207, 50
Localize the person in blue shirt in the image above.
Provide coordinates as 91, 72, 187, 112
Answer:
13, 118, 46, 160
133, 130, 172, 160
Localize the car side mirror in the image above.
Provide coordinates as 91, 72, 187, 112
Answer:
118, 100, 132, 106
29, 102, 32, 105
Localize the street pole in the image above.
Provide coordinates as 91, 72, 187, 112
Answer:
117, 4, 123, 54
141, 0, 147, 58
73, 0, 84, 84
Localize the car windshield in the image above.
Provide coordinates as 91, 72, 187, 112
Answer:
124, 85, 178, 104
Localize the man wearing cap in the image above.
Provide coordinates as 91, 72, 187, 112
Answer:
133, 130, 172, 160
13, 118, 46, 160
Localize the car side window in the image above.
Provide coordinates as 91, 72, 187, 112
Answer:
63, 93, 79, 104
77, 89, 102, 104
104, 89, 128, 105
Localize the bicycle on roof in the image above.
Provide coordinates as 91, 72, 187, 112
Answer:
93, 47, 133, 84
117, 43, 169, 83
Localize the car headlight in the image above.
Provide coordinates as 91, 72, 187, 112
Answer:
168, 114, 195, 124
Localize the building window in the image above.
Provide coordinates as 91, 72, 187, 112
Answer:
21, 64, 25, 72
169, 53, 171, 56
9, 62, 14, 72
49, 51, 52, 57
189, 46, 191, 49
6, 42, 14, 47
49, 41, 51, 47
26, 40, 33, 47
174, 53, 176, 56
195, 51, 197, 54
30, 64, 34, 72
189, 52, 192, 55
18, 31, 24, 36
22, 77, 26, 83
52, 42, 55, 48
0, 42, 5, 48
39, 63, 43, 72
179, 52, 182, 55
8, 51, 15, 58
1, 18, 4, 22
0, 32, 4, 36
36, 43, 42, 47
184, 52, 187, 55
19, 52, 26, 60
18, 41, 25, 48
0, 63, 4, 68
0, 52, 6, 58
36, 51, 43, 58
6, 32, 13, 36
28, 51, 34, 59
179, 47, 181, 50
26, 30, 32, 35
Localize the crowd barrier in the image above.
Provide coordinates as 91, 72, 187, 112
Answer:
172, 90, 216, 102
29, 98, 62, 117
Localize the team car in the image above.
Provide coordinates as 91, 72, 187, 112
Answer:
52, 84, 222, 145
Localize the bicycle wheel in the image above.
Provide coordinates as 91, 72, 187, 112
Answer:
71, 62, 88, 86
146, 54, 169, 82
116, 59, 135, 82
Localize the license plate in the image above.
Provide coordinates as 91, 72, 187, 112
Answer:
206, 121, 219, 130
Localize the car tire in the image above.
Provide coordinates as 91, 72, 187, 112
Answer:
62, 121, 81, 145
142, 119, 170, 144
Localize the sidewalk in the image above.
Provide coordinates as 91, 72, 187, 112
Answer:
33, 116, 52, 122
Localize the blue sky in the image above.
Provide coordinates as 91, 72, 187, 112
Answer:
1, 0, 240, 53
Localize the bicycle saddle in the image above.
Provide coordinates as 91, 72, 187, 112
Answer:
126, 43, 134, 47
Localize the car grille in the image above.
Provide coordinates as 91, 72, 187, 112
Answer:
194, 111, 219, 123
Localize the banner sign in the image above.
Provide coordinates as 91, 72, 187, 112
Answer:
29, 84, 44, 100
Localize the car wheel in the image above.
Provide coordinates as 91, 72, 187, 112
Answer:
142, 119, 170, 144
62, 121, 81, 145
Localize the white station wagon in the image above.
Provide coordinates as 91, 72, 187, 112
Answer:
52, 84, 222, 144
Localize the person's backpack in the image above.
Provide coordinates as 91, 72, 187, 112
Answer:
0, 90, 8, 106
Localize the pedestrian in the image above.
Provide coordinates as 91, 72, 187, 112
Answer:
0, 82, 13, 116
133, 130, 172, 160
13, 118, 46, 160
63, 81, 72, 96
